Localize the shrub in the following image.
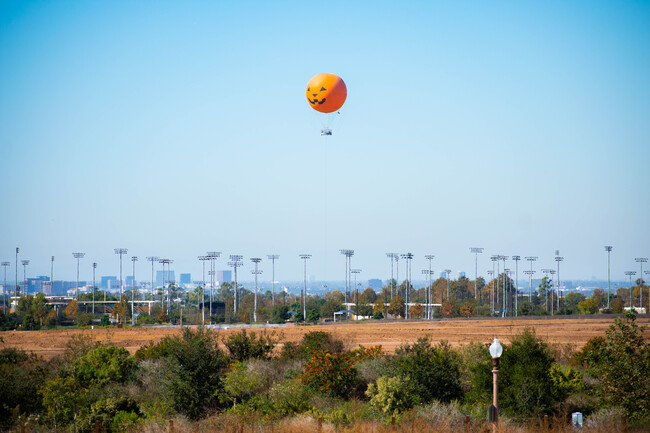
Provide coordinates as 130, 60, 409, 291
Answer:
0, 348, 48, 429
366, 375, 419, 415
302, 351, 357, 398
300, 331, 344, 358
392, 337, 463, 404
271, 305, 290, 323
268, 379, 312, 415
222, 329, 280, 361
72, 345, 135, 387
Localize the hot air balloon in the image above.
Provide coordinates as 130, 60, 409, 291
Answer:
306, 73, 347, 135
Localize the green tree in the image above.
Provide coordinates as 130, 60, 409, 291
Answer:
72, 346, 135, 387
39, 377, 86, 430
271, 304, 290, 323
320, 299, 343, 320
392, 337, 462, 404
586, 313, 650, 422
0, 348, 48, 429
563, 292, 585, 314
578, 298, 599, 314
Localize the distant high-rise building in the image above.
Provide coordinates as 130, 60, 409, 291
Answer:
368, 279, 382, 291
27, 276, 50, 294
217, 270, 232, 283
101, 276, 117, 290
459, 271, 466, 278
180, 273, 191, 285
156, 270, 176, 286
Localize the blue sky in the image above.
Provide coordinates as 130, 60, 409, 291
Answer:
1, 0, 648, 284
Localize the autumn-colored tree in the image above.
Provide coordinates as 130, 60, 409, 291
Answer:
64, 299, 79, 319
360, 288, 377, 304
388, 296, 405, 318
441, 301, 456, 317
459, 301, 473, 317
409, 303, 424, 319
578, 298, 599, 314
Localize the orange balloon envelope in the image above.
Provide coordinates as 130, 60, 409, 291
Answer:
306, 73, 347, 113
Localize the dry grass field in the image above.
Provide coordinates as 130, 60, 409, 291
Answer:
3, 316, 649, 360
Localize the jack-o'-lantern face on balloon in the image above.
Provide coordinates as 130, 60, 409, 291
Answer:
306, 73, 347, 113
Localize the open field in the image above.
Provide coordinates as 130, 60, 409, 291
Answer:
2, 316, 649, 360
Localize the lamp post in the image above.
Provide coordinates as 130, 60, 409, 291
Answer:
267, 255, 279, 306
625, 271, 636, 309
299, 254, 311, 321
251, 258, 262, 323
489, 338, 503, 430
604, 247, 613, 308
635, 258, 647, 309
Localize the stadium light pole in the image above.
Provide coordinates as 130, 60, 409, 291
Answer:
470, 248, 483, 307
146, 257, 159, 315
92, 262, 97, 319
228, 255, 243, 314
51, 256, 54, 292
207, 252, 221, 321
159, 259, 173, 315
351, 269, 361, 318
541, 269, 552, 312
401, 253, 414, 319
444, 269, 452, 302
114, 248, 128, 300
72, 253, 85, 300
646, 270, 650, 314
635, 258, 647, 309
549, 270, 556, 315
625, 271, 636, 309
131, 256, 138, 324
487, 270, 494, 312
555, 255, 564, 313
2, 262, 9, 311
505, 269, 512, 317
198, 256, 209, 325
386, 253, 398, 301
299, 254, 311, 321
490, 256, 498, 314
425, 255, 435, 319
500, 256, 508, 317
251, 258, 262, 323
604, 247, 613, 308
267, 255, 279, 306
511, 256, 520, 317
21, 260, 29, 296
525, 257, 538, 306
340, 250, 354, 305
15, 248, 19, 299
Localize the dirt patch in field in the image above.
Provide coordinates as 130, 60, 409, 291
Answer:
2, 316, 648, 360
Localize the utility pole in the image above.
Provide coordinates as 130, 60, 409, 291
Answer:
251, 258, 262, 322
299, 254, 311, 321
604, 246, 612, 309
267, 254, 279, 306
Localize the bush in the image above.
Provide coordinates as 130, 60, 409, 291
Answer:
72, 345, 135, 387
222, 329, 280, 361
0, 348, 48, 429
302, 351, 357, 398
392, 337, 463, 404
268, 379, 312, 415
366, 375, 419, 415
271, 305, 290, 323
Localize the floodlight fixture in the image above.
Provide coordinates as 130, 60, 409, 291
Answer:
470, 248, 483, 306
228, 256, 244, 313
386, 253, 399, 301
401, 253, 414, 318
555, 256, 564, 313
635, 258, 647, 308
146, 256, 159, 314
72, 253, 85, 300
114, 248, 128, 299
340, 250, 354, 304
625, 271, 637, 309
